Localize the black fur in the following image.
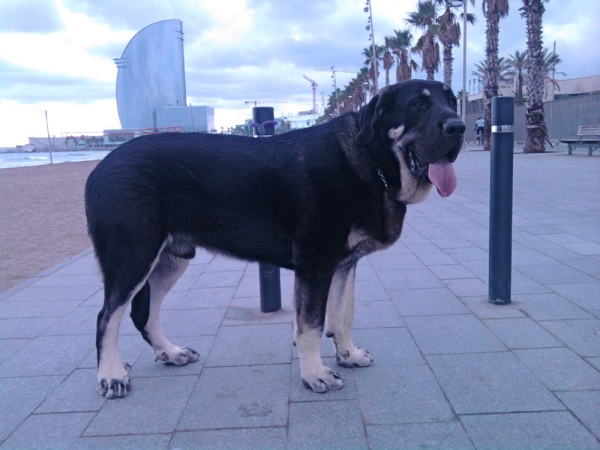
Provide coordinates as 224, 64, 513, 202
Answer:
86, 79, 464, 397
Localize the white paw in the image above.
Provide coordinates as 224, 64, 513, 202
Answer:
302, 366, 344, 393
97, 361, 131, 399
336, 347, 373, 368
154, 346, 200, 366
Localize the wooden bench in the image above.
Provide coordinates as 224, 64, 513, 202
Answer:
560, 125, 600, 155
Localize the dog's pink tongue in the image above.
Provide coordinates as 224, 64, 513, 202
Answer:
428, 158, 457, 198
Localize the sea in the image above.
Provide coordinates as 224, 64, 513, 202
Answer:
0, 150, 111, 169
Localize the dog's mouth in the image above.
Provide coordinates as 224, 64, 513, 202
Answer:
405, 145, 459, 198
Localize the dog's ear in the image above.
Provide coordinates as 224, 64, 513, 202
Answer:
355, 88, 397, 145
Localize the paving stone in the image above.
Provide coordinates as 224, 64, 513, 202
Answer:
171, 275, 198, 292
78, 334, 148, 369
354, 279, 390, 301
178, 365, 290, 430
390, 287, 470, 317
378, 269, 444, 290
224, 297, 294, 326
444, 277, 488, 297
287, 400, 368, 449
556, 391, 600, 438
30, 274, 103, 288
404, 315, 506, 355
459, 296, 524, 319
483, 318, 564, 349
514, 293, 593, 320
563, 242, 600, 256
289, 357, 356, 402
85, 375, 197, 435
0, 338, 30, 364
0, 299, 82, 319
538, 319, 600, 357
163, 287, 236, 309
3, 285, 101, 302
514, 347, 600, 390
161, 307, 227, 337
587, 357, 600, 371
444, 247, 489, 262
204, 257, 248, 272
0, 317, 60, 338
179, 262, 208, 277
427, 352, 564, 414
355, 263, 378, 281
0, 375, 65, 441
205, 323, 292, 367
369, 253, 425, 271
510, 269, 553, 294
354, 365, 455, 425
233, 276, 260, 298
192, 271, 244, 289
516, 263, 597, 284
352, 301, 405, 328
352, 327, 425, 367
427, 264, 475, 280
1, 412, 95, 449
131, 335, 214, 377
461, 412, 600, 450
548, 282, 600, 310
563, 258, 600, 276
415, 252, 458, 266
75, 434, 171, 450
36, 368, 106, 413
170, 427, 287, 450
367, 422, 475, 450
42, 305, 98, 336
0, 334, 93, 377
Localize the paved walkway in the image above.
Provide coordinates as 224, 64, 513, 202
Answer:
1, 145, 599, 449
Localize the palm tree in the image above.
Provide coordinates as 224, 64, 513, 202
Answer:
436, 0, 476, 88
472, 57, 513, 86
481, 0, 510, 150
520, 0, 547, 153
383, 37, 396, 87
406, 0, 440, 81
391, 29, 418, 83
541, 47, 566, 97
362, 45, 385, 93
507, 50, 528, 105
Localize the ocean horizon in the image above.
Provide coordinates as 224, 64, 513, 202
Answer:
0, 150, 111, 169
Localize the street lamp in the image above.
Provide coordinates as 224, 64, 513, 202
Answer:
364, 0, 378, 94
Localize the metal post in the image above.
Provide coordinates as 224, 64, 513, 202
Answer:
251, 106, 282, 313
489, 96, 514, 305
461, 0, 467, 129
45, 110, 53, 164
189, 103, 195, 132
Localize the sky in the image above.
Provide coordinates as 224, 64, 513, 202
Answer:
0, 0, 599, 147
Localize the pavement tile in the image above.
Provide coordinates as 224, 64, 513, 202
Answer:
539, 319, 600, 357
510, 269, 553, 294
289, 357, 356, 402
390, 287, 470, 316
427, 264, 475, 280
78, 334, 148, 369
415, 252, 459, 266
131, 335, 214, 377
367, 422, 475, 450
84, 375, 198, 435
377, 269, 444, 290
556, 391, 600, 439
0, 338, 30, 364
404, 315, 506, 355
161, 307, 227, 337
352, 328, 425, 367
444, 247, 489, 262
461, 412, 600, 450
369, 253, 425, 271
163, 287, 236, 309
563, 258, 600, 275
516, 263, 597, 284
427, 353, 564, 414
588, 357, 600, 371
204, 257, 248, 272
483, 317, 564, 349
562, 242, 600, 256
514, 293, 593, 320
233, 276, 260, 298
354, 279, 390, 301
0, 375, 65, 441
3, 285, 101, 302
36, 368, 106, 413
170, 428, 287, 450
171, 275, 198, 292
42, 305, 98, 336
0, 299, 82, 319
287, 400, 368, 450
352, 301, 405, 328
205, 323, 292, 367
514, 347, 600, 391
0, 334, 93, 377
192, 271, 244, 289
444, 277, 488, 297
179, 262, 208, 277
75, 434, 171, 450
355, 263, 379, 281
0, 412, 95, 450
29, 274, 103, 288
224, 297, 294, 326
547, 282, 600, 310
178, 365, 290, 430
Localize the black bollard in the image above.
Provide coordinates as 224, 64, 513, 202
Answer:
489, 96, 514, 305
252, 106, 282, 313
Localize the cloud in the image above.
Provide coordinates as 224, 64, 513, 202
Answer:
0, 0, 64, 33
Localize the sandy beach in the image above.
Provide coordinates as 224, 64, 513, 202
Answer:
0, 160, 100, 292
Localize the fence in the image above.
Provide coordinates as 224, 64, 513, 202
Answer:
462, 93, 600, 143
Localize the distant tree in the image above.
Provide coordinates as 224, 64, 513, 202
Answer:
472, 57, 513, 85
391, 29, 419, 83
406, 0, 440, 81
507, 50, 528, 105
383, 36, 396, 87
362, 45, 385, 93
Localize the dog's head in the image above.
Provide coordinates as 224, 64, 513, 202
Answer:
356, 79, 464, 199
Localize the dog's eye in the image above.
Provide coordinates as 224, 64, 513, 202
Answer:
413, 100, 424, 108
449, 98, 457, 106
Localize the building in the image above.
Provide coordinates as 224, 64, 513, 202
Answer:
156, 105, 215, 132
114, 20, 187, 130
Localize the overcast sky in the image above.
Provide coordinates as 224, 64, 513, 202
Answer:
0, 0, 598, 147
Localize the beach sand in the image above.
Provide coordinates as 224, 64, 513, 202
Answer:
0, 160, 100, 292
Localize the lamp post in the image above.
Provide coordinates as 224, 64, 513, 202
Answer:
364, 0, 378, 94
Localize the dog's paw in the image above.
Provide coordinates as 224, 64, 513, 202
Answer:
155, 346, 200, 366
98, 362, 131, 399
302, 366, 344, 393
336, 347, 373, 368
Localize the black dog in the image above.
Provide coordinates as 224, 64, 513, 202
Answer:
85, 79, 464, 398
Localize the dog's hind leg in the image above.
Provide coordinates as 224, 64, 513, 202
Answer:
294, 268, 344, 393
96, 240, 168, 398
130, 249, 200, 366
325, 263, 373, 368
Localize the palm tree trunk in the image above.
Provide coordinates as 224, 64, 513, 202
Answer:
443, 42, 453, 87
523, 0, 547, 153
483, 12, 500, 151
386, 70, 390, 87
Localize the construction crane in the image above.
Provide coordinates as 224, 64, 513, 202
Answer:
302, 75, 318, 114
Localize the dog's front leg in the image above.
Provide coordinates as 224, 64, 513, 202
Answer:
294, 269, 344, 393
325, 263, 373, 368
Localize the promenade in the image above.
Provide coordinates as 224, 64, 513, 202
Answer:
1, 145, 599, 449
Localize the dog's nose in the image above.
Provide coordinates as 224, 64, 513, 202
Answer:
443, 120, 466, 138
